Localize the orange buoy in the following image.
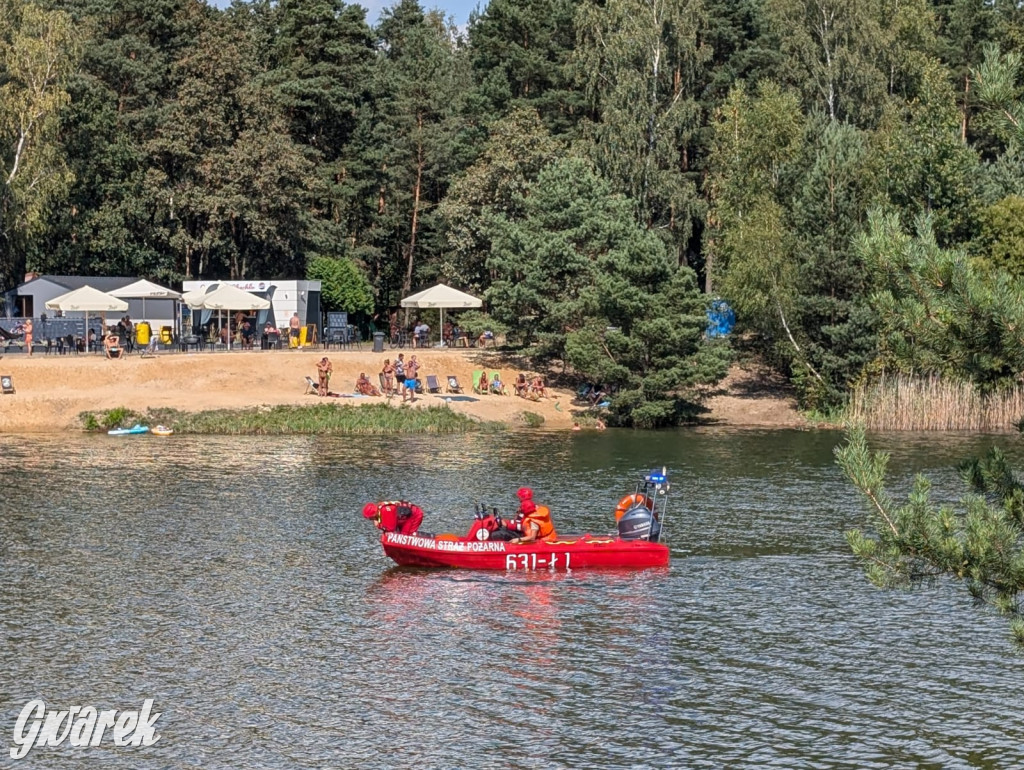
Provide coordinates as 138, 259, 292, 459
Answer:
614, 494, 653, 521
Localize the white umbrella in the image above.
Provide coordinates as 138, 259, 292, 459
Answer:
109, 279, 181, 321
45, 285, 129, 352
182, 283, 270, 350
400, 283, 482, 347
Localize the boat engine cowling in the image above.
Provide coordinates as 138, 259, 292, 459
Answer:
617, 504, 661, 542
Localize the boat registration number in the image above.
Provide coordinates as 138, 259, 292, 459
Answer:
505, 553, 570, 570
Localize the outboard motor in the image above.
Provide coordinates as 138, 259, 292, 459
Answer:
618, 504, 661, 541
615, 467, 669, 542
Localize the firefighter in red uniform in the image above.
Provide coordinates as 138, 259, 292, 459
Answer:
363, 500, 425, 535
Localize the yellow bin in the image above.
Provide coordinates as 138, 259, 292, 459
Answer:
299, 325, 310, 347
136, 321, 151, 346
160, 326, 173, 345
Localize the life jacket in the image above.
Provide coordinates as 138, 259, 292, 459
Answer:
614, 494, 652, 521
521, 505, 556, 541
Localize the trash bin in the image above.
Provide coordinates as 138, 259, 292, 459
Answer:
160, 326, 173, 346
373, 331, 385, 353
136, 321, 151, 347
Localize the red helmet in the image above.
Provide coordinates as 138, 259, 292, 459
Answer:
517, 487, 533, 501
362, 503, 379, 519
520, 500, 537, 515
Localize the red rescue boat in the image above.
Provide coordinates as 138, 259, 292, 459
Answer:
378, 469, 672, 571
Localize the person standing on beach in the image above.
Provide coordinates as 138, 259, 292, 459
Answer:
394, 353, 406, 398
316, 357, 332, 396
290, 313, 301, 348
404, 355, 420, 403
24, 318, 33, 355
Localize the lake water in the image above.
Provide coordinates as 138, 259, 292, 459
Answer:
1, 429, 1022, 769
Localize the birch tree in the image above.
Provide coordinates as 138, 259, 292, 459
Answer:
573, 0, 708, 264
0, 0, 79, 294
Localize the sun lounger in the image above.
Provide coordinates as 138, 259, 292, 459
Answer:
425, 374, 442, 394
304, 376, 319, 395
472, 370, 488, 395
446, 375, 463, 394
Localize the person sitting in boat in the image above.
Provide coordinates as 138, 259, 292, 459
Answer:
363, 500, 424, 535
490, 487, 556, 543
510, 490, 556, 545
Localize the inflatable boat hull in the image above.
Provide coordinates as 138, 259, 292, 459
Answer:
381, 532, 669, 571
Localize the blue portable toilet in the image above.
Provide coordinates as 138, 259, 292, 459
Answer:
706, 299, 735, 338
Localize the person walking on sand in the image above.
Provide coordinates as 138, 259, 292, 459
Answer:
290, 312, 302, 348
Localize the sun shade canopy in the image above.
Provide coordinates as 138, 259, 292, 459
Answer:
400, 283, 482, 309
45, 285, 129, 313
109, 279, 182, 300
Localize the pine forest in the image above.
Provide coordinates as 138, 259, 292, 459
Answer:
4, 0, 1024, 427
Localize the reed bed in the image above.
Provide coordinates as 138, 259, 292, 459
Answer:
83, 404, 503, 435
848, 375, 1024, 432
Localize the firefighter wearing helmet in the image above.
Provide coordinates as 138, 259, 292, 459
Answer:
362, 500, 424, 535
510, 487, 556, 544
485, 487, 549, 542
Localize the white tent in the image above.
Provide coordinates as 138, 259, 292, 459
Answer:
182, 282, 270, 350
109, 279, 182, 321
400, 283, 482, 346
45, 285, 129, 351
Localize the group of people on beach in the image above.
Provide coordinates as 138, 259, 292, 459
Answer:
313, 351, 549, 407
315, 356, 385, 398
512, 373, 546, 399
380, 353, 420, 402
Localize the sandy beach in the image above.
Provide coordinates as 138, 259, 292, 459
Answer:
0, 346, 804, 433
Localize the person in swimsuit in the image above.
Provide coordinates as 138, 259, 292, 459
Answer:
404, 355, 420, 403
356, 372, 380, 396
316, 357, 333, 396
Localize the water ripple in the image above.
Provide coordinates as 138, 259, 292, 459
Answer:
2, 432, 1023, 769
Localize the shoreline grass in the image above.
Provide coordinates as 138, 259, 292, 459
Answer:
848, 375, 1024, 432
80, 403, 505, 435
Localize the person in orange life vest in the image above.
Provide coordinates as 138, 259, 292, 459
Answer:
363, 500, 424, 535
511, 494, 556, 544
487, 487, 533, 541
497, 487, 555, 544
